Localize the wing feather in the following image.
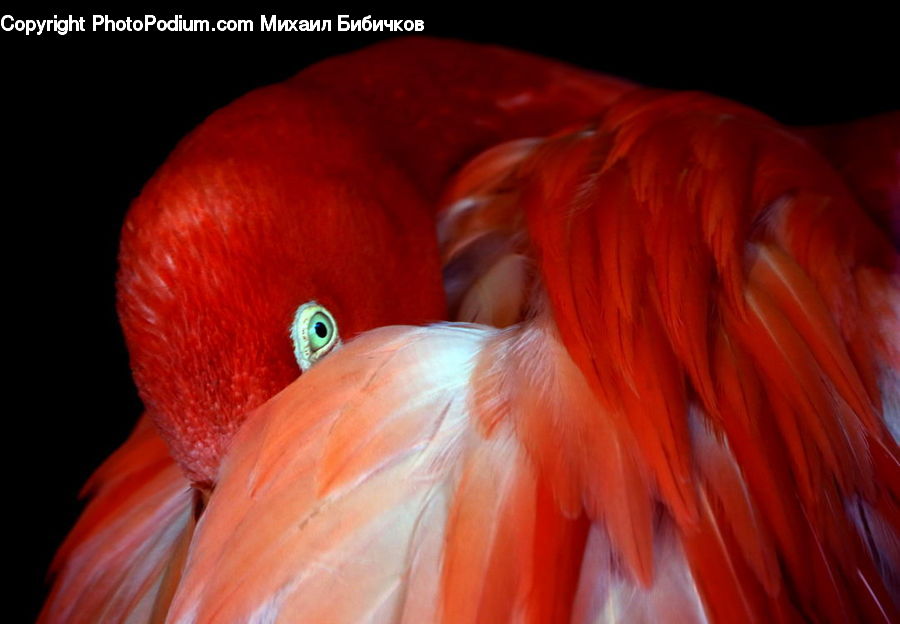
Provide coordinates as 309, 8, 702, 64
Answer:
39, 418, 193, 624
437, 89, 899, 621
167, 326, 558, 623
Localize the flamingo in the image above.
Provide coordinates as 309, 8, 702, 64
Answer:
40, 38, 898, 623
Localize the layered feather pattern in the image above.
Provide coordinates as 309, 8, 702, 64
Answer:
438, 89, 899, 621
40, 39, 899, 624
38, 418, 193, 623
167, 325, 588, 623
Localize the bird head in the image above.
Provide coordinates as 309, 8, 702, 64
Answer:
117, 84, 446, 487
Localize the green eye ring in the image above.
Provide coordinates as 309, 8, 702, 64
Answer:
291, 302, 341, 372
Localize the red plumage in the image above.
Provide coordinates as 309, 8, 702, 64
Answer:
41, 38, 899, 623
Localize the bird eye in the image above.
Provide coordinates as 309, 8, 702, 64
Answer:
291, 302, 340, 372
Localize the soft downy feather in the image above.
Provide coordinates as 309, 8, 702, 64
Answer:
166, 324, 582, 623
165, 315, 717, 623
38, 417, 194, 624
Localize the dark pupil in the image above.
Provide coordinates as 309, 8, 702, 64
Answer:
314, 321, 328, 339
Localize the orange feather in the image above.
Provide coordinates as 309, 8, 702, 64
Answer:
41, 39, 899, 624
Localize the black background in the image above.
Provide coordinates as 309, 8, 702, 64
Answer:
5, 7, 896, 621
